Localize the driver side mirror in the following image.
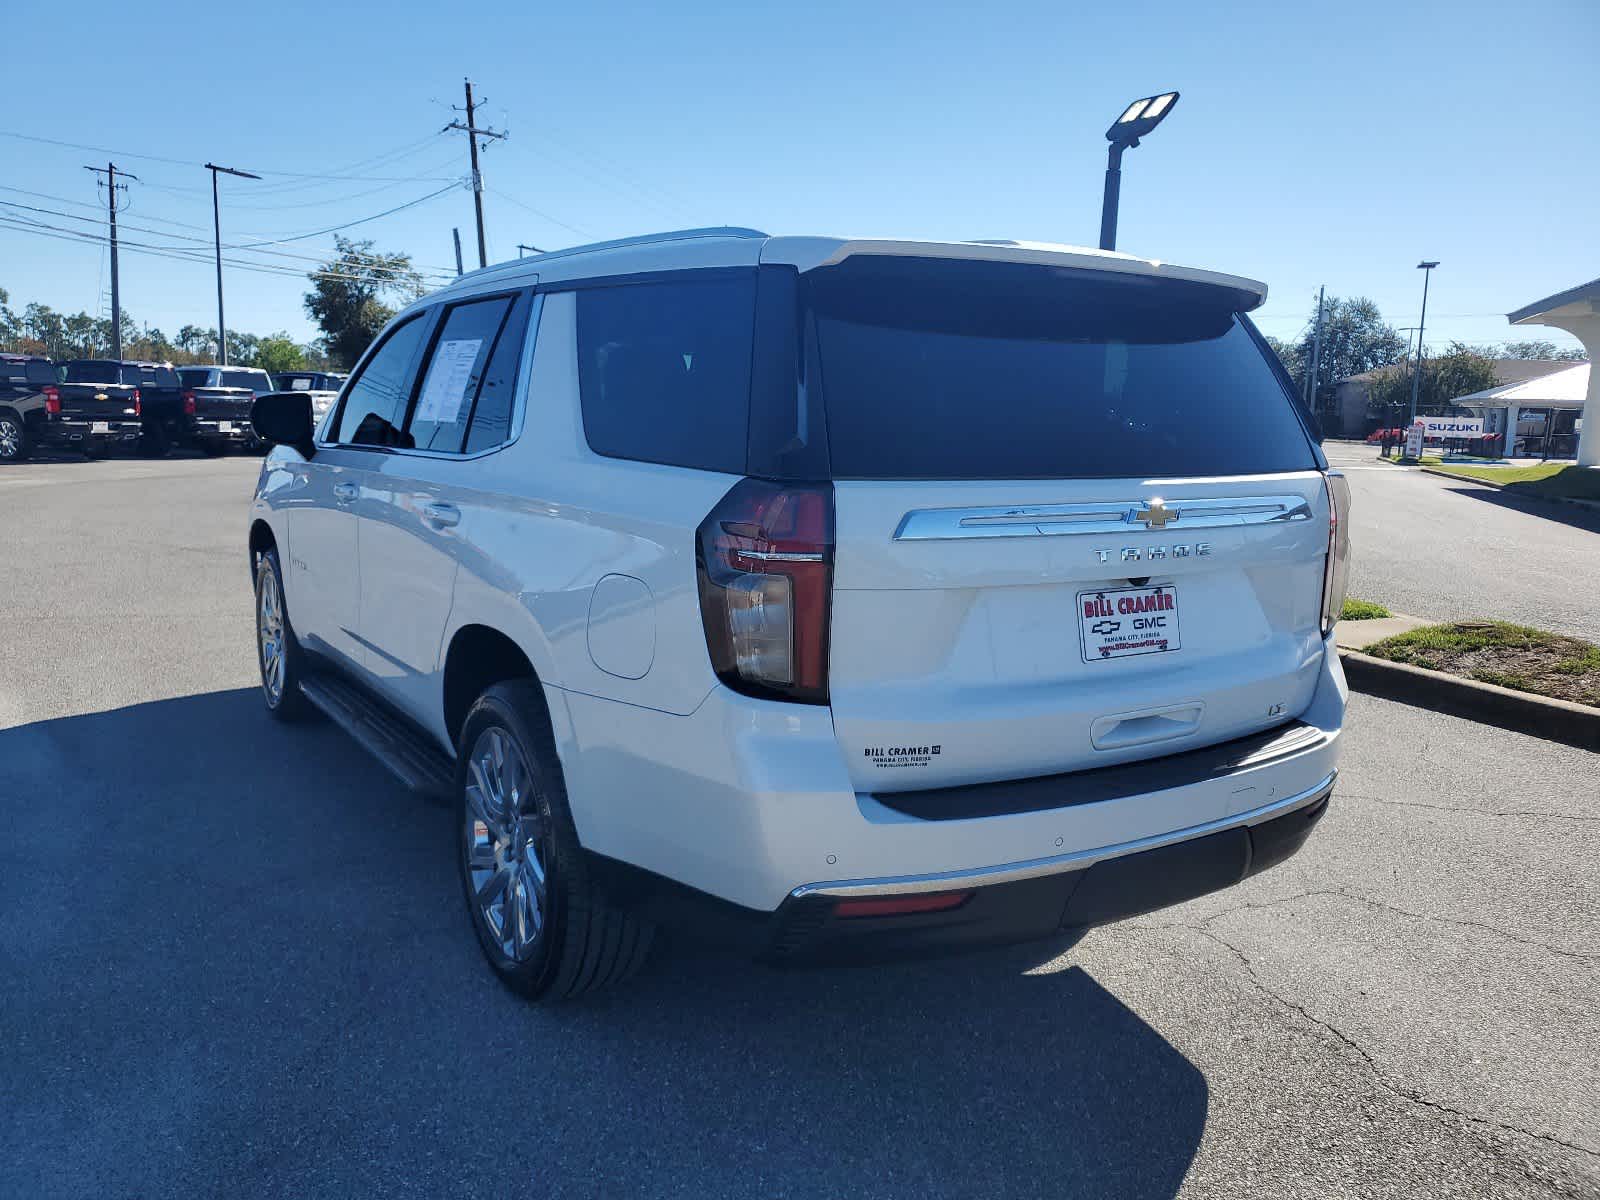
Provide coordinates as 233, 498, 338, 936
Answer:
251, 391, 317, 457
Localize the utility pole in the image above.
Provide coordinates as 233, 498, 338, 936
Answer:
85, 163, 137, 360
445, 79, 507, 269
1408, 261, 1439, 426
452, 228, 465, 276
1304, 285, 1326, 411
205, 163, 261, 365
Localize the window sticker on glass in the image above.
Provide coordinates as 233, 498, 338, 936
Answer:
415, 338, 483, 425
289, 378, 311, 390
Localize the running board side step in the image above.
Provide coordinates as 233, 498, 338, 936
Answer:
299, 673, 455, 800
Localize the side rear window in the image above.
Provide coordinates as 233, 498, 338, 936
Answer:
25, 361, 56, 385
575, 274, 756, 473
463, 293, 533, 453
331, 315, 429, 447
406, 293, 519, 453
802, 257, 1317, 480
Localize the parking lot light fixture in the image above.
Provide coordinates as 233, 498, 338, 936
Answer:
1099, 91, 1179, 253
1408, 260, 1440, 426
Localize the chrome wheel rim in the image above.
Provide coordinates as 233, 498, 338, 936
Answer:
0, 418, 18, 458
464, 727, 548, 962
257, 565, 286, 705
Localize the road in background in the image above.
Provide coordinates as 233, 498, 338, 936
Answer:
1324, 441, 1600, 642
1, 457, 1595, 1199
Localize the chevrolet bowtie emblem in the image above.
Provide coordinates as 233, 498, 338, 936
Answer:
1134, 499, 1179, 529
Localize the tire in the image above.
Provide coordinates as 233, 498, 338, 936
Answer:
456, 681, 654, 1001
0, 412, 30, 463
253, 546, 313, 721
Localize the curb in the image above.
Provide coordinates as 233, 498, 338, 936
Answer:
1339, 649, 1600, 752
1420, 467, 1600, 514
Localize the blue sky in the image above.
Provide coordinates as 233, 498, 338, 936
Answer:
3, 0, 1596, 355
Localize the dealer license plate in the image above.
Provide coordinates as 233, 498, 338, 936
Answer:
218, 421, 234, 433
1078, 585, 1181, 662
91, 421, 109, 434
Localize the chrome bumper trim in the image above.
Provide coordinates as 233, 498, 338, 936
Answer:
789, 770, 1337, 901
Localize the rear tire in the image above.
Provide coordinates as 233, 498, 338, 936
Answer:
456, 681, 654, 1001
254, 546, 313, 722
0, 412, 30, 463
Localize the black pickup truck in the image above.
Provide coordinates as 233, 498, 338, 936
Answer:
177, 365, 277, 454
53, 360, 145, 456
124, 361, 190, 455
0, 353, 59, 462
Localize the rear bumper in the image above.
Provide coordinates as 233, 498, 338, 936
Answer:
37, 418, 141, 447
192, 418, 256, 443
555, 633, 1347, 923
765, 775, 1332, 964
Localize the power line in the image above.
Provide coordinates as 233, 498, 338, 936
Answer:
229, 183, 461, 248
0, 200, 453, 279
485, 187, 593, 238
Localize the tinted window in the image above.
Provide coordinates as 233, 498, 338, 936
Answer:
221, 369, 272, 394
137, 366, 179, 388
24, 361, 55, 385
804, 258, 1317, 480
178, 368, 214, 388
576, 275, 755, 473
407, 295, 514, 453
331, 315, 428, 447
63, 362, 121, 385
465, 293, 532, 453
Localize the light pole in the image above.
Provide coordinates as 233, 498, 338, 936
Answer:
1407, 261, 1439, 426
204, 163, 261, 365
1099, 91, 1179, 251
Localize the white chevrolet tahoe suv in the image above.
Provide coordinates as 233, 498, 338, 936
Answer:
247, 228, 1349, 1000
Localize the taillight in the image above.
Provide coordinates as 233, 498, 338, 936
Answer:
696, 478, 834, 704
1320, 470, 1351, 636
42, 385, 60, 415
182, 389, 196, 415
132, 387, 142, 416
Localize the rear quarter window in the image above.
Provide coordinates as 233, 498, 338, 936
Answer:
575, 274, 756, 474
803, 257, 1317, 480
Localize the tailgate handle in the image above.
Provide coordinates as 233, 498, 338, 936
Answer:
1091, 703, 1204, 752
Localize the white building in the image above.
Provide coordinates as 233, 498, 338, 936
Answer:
1453, 362, 1589, 458
1507, 279, 1600, 466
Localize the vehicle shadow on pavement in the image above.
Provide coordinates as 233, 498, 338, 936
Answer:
0, 688, 1208, 1200
1438, 483, 1600, 534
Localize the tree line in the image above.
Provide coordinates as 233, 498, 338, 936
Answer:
1263, 295, 1586, 419
1, 233, 427, 372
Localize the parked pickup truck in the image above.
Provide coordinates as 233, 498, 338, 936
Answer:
177, 366, 278, 454
125, 361, 189, 455
54, 360, 145, 456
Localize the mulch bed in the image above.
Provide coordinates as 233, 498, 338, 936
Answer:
1363, 621, 1600, 709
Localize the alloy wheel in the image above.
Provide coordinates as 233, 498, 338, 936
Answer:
0, 418, 19, 459
257, 565, 286, 705
464, 726, 549, 962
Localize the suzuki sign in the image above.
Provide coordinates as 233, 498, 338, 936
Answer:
1422, 417, 1485, 438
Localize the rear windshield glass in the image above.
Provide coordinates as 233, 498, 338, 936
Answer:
139, 366, 179, 387
221, 369, 271, 393
803, 258, 1316, 480
63, 362, 122, 385
178, 368, 214, 387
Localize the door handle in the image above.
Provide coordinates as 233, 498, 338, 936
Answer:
333, 483, 358, 502
423, 502, 461, 529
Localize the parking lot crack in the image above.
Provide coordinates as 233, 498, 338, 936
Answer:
1340, 791, 1600, 823
1191, 923, 1600, 1169
1327, 889, 1599, 965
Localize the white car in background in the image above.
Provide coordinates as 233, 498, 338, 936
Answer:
246, 227, 1349, 1001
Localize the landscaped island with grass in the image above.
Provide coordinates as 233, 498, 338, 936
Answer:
1361, 621, 1600, 708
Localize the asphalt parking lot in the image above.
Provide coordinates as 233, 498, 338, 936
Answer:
1, 455, 1596, 1199
1324, 441, 1600, 644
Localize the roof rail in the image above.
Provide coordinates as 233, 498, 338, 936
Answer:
450, 226, 769, 285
